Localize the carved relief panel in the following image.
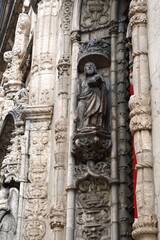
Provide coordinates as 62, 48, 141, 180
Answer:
75, 177, 111, 240
80, 0, 111, 30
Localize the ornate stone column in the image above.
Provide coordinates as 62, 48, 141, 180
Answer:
19, 1, 56, 239
2, 8, 31, 115
49, 1, 73, 240
129, 1, 158, 239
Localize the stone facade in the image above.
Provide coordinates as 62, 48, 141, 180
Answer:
0, 0, 159, 239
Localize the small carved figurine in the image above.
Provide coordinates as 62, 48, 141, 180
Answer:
0, 179, 19, 240
77, 62, 107, 130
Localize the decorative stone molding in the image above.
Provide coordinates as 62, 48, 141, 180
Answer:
129, 93, 151, 134
75, 177, 111, 240
23, 105, 53, 120
129, 0, 147, 27
55, 117, 67, 143
78, 38, 111, 72
132, 217, 158, 239
74, 161, 110, 183
73, 130, 111, 164
50, 202, 66, 229
31, 53, 54, 76
71, 30, 81, 43
62, 0, 72, 31
57, 56, 71, 77
80, 0, 110, 31
24, 219, 46, 240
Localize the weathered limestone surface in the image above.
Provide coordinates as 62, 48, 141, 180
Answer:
147, 0, 160, 239
1, 0, 160, 239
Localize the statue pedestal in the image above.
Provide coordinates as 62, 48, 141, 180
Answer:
73, 127, 111, 164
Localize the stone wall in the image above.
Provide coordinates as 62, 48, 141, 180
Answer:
148, 0, 160, 238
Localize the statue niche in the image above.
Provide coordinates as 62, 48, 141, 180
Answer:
77, 62, 108, 131
0, 180, 19, 240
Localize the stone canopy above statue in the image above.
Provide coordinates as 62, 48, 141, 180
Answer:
78, 38, 111, 72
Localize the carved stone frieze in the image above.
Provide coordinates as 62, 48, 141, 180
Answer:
50, 202, 66, 229
25, 199, 47, 219
28, 157, 47, 183
62, 0, 72, 31
75, 177, 111, 240
74, 161, 111, 183
26, 182, 47, 199
31, 53, 54, 76
129, 93, 151, 133
80, 0, 110, 30
73, 130, 111, 163
30, 131, 49, 155
78, 39, 111, 72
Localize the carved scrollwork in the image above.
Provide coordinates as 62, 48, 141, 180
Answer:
75, 161, 111, 183
75, 177, 111, 240
80, 0, 110, 30
73, 131, 111, 163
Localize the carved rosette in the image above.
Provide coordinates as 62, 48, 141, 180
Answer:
129, 0, 147, 27
129, 93, 151, 134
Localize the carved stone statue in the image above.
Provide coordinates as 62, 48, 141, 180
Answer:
77, 62, 107, 130
0, 181, 19, 240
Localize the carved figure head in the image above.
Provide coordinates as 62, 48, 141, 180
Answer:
84, 62, 97, 76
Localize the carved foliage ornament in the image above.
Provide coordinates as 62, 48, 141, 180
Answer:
80, 0, 110, 30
